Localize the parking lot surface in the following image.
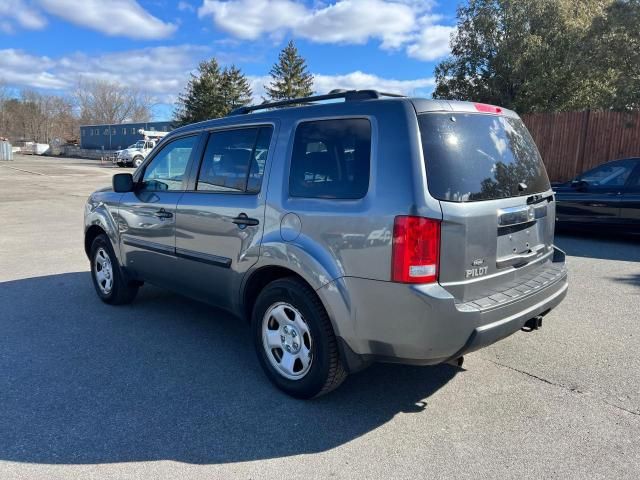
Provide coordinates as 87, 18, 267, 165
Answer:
1, 155, 639, 479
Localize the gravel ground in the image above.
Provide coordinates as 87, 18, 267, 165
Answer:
1, 155, 639, 480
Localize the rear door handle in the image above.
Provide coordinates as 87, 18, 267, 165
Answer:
232, 213, 259, 228
153, 208, 173, 219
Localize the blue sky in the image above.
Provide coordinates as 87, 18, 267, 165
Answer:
0, 0, 458, 120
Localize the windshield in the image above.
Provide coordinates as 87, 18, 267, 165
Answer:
418, 113, 550, 202
130, 141, 145, 149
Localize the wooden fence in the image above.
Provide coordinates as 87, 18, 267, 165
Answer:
521, 111, 640, 182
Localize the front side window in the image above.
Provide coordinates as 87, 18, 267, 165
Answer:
140, 135, 196, 191
289, 118, 371, 199
196, 126, 273, 193
578, 160, 635, 187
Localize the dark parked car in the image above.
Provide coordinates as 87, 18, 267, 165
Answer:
554, 158, 640, 232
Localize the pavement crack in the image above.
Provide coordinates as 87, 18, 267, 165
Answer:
0, 165, 47, 176
487, 358, 575, 390
601, 400, 640, 417
485, 358, 640, 417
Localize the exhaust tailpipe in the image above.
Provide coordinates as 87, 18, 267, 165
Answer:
446, 356, 464, 368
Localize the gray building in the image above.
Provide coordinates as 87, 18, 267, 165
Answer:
80, 121, 172, 150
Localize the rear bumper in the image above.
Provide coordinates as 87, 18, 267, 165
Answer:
321, 247, 568, 372
448, 274, 566, 360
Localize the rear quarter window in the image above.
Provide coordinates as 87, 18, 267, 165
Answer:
289, 118, 371, 199
419, 113, 550, 202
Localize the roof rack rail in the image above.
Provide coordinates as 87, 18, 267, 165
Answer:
228, 89, 406, 116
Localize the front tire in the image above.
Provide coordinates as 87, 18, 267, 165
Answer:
133, 156, 144, 168
252, 277, 347, 398
90, 234, 138, 305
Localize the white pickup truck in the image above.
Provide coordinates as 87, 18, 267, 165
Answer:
114, 130, 168, 168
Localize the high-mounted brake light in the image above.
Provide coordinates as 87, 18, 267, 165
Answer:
474, 103, 502, 114
392, 216, 441, 284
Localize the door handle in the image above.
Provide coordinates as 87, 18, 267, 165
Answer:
153, 208, 173, 219
232, 213, 259, 228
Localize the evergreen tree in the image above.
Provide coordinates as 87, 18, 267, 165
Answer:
265, 40, 314, 101
175, 58, 247, 126
220, 65, 253, 112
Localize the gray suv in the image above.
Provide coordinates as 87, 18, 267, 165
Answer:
84, 90, 568, 398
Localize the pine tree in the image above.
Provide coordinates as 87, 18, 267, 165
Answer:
220, 65, 253, 113
174, 60, 254, 125
265, 40, 314, 101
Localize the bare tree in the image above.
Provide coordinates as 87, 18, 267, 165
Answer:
0, 90, 77, 144
0, 80, 8, 139
75, 78, 153, 125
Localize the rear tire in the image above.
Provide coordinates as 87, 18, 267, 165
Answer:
90, 234, 138, 305
252, 277, 347, 399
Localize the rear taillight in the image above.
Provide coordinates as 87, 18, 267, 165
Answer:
474, 102, 502, 114
391, 216, 441, 284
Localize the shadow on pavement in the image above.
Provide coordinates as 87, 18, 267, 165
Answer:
0, 272, 457, 465
608, 273, 640, 289
555, 231, 640, 262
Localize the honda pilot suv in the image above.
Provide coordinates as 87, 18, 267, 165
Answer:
84, 90, 568, 398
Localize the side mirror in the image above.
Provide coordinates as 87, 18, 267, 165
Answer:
571, 179, 588, 191
113, 173, 134, 193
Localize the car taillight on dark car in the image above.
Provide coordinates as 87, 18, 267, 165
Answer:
391, 216, 441, 284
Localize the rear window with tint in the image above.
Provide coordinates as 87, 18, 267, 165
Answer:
289, 118, 371, 199
418, 113, 550, 202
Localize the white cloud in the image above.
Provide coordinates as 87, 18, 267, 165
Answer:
0, 46, 204, 102
0, 0, 48, 32
296, 0, 415, 48
36, 0, 176, 39
178, 1, 196, 12
0, 49, 66, 89
199, 0, 306, 41
198, 0, 452, 59
249, 71, 434, 102
313, 71, 434, 95
406, 23, 454, 61
0, 0, 175, 39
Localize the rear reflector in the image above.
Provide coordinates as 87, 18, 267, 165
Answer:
474, 103, 503, 114
392, 216, 441, 284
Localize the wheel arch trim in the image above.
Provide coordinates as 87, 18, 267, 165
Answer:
240, 243, 354, 340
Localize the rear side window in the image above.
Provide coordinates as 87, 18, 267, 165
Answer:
579, 160, 635, 186
289, 118, 371, 199
418, 113, 550, 202
197, 126, 273, 193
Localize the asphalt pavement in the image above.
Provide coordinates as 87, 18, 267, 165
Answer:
1, 155, 639, 479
